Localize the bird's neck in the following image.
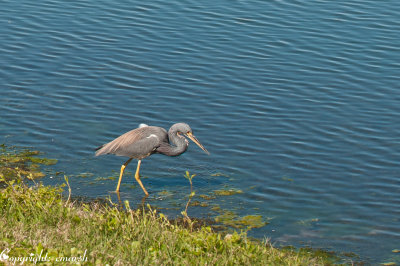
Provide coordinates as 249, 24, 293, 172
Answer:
166, 128, 188, 156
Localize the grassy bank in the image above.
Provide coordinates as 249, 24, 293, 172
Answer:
0, 145, 341, 265
0, 181, 341, 265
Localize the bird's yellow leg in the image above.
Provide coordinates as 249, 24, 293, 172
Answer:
116, 158, 133, 192
134, 160, 149, 196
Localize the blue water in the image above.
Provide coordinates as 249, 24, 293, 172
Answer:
1, 0, 400, 263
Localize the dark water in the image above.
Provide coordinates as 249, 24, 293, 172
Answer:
1, 0, 400, 263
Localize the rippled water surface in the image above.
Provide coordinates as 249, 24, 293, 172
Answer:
1, 0, 400, 263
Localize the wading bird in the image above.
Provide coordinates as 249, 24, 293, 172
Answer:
95, 123, 209, 196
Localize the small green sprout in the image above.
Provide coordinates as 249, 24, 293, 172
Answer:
182, 171, 197, 228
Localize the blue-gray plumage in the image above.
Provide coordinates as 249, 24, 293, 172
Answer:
95, 122, 209, 195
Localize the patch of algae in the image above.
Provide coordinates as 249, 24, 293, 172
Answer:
189, 200, 209, 207
0, 144, 57, 181
215, 210, 268, 229
213, 189, 243, 196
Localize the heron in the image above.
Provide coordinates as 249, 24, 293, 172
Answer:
95, 122, 209, 196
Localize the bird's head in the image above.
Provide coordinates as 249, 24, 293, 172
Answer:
172, 123, 210, 155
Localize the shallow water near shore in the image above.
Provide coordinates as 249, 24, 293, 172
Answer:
1, 1, 400, 263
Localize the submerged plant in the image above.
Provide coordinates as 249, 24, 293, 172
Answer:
0, 144, 57, 182
213, 188, 243, 196
215, 210, 268, 230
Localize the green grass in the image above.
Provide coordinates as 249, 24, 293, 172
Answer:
0, 145, 343, 265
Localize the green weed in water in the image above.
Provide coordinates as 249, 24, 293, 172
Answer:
211, 172, 230, 177
0, 144, 57, 182
189, 200, 209, 207
158, 190, 173, 197
213, 188, 243, 196
94, 176, 117, 181
215, 210, 268, 229
199, 194, 216, 200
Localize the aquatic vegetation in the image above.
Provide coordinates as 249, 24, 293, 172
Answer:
199, 194, 216, 200
75, 172, 95, 178
238, 215, 268, 228
211, 172, 230, 177
382, 250, 400, 266
213, 188, 243, 196
215, 210, 268, 229
210, 205, 221, 211
94, 176, 117, 181
0, 144, 57, 181
189, 200, 209, 207
122, 184, 137, 189
157, 190, 173, 197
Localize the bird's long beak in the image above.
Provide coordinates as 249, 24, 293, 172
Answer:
185, 132, 210, 155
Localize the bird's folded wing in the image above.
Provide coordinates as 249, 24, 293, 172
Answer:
95, 128, 146, 156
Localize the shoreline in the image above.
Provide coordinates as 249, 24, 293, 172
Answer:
0, 180, 343, 265
0, 144, 357, 265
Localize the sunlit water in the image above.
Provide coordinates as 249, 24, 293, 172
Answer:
1, 0, 400, 263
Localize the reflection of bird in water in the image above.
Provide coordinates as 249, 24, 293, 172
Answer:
95, 123, 209, 196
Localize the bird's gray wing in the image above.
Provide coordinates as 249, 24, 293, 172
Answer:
95, 126, 167, 157
113, 134, 161, 159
